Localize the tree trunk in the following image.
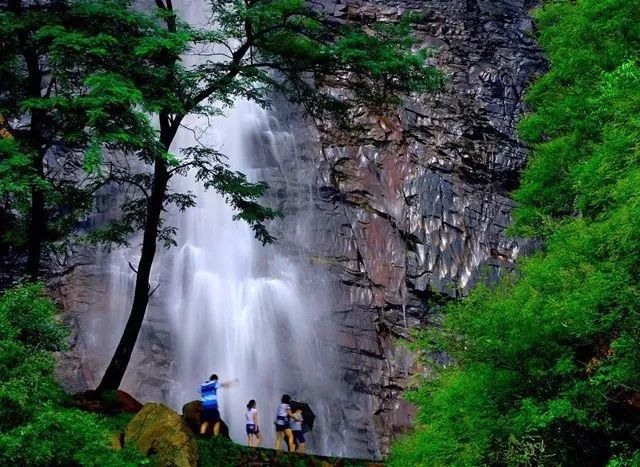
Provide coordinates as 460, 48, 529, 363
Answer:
96, 115, 176, 393
25, 156, 45, 281
96, 2, 182, 392
22, 39, 46, 281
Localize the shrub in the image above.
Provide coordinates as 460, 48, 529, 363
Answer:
0, 284, 147, 466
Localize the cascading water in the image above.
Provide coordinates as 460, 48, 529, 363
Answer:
161, 100, 336, 454
161, 0, 338, 452
87, 101, 345, 455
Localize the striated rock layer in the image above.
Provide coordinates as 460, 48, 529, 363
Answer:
53, 0, 545, 459
255, 0, 546, 456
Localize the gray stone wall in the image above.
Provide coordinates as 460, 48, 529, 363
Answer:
258, 0, 545, 455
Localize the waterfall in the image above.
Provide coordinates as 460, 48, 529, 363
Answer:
89, 102, 343, 455
77, 0, 381, 458
161, 100, 336, 454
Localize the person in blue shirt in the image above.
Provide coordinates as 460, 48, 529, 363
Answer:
199, 373, 238, 437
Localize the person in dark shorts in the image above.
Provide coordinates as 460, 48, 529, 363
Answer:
274, 394, 294, 451
199, 373, 238, 437
290, 407, 305, 453
245, 399, 262, 447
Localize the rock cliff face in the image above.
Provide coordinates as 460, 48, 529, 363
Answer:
53, 0, 545, 459
256, 0, 545, 456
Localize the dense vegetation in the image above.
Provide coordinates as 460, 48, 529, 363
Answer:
389, 0, 640, 465
0, 284, 146, 466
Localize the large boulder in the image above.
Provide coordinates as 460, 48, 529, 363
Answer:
182, 400, 230, 439
125, 403, 198, 467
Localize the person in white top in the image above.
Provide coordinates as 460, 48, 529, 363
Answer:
245, 399, 262, 447
289, 408, 305, 453
274, 394, 294, 451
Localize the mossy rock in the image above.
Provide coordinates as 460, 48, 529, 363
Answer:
125, 402, 198, 467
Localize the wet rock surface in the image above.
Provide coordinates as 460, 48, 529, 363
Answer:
256, 0, 546, 457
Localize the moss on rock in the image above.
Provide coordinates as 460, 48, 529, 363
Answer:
125, 402, 197, 467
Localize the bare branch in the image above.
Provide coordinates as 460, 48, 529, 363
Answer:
148, 282, 161, 298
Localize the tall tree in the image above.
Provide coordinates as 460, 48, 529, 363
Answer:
0, 0, 71, 281
0, 0, 154, 281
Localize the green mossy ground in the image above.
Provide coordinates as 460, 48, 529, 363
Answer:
197, 436, 377, 467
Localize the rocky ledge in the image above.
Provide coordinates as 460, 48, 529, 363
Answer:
116, 401, 382, 467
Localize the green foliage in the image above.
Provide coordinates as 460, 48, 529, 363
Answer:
511, 0, 640, 238
2, 0, 442, 261
48, 0, 441, 251
390, 0, 640, 465
0, 406, 147, 467
0, 283, 67, 350
197, 436, 244, 467
0, 0, 161, 272
0, 284, 147, 466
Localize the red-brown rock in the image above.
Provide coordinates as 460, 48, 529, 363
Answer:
73, 389, 143, 414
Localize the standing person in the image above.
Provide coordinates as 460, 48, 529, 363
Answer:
274, 394, 294, 451
245, 399, 262, 447
289, 407, 305, 453
199, 374, 238, 437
